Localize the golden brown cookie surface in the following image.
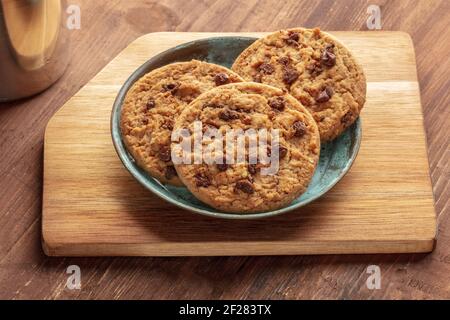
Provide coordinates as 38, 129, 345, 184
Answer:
120, 60, 243, 185
232, 28, 366, 141
172, 82, 320, 213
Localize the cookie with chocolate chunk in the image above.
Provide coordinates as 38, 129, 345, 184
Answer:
120, 60, 243, 185
172, 82, 320, 213
232, 28, 366, 141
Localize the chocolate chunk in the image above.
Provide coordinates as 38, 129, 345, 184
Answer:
288, 32, 299, 42
279, 56, 290, 66
321, 51, 336, 67
248, 164, 258, 175
235, 180, 255, 194
285, 32, 300, 46
214, 73, 230, 86
216, 163, 229, 172
258, 63, 275, 75
158, 146, 172, 162
341, 111, 353, 125
283, 68, 299, 85
219, 109, 239, 121
161, 121, 173, 131
293, 121, 307, 137
315, 91, 330, 103
321, 45, 336, 67
315, 86, 333, 103
195, 172, 211, 187
142, 118, 148, 125
307, 61, 323, 77
270, 144, 288, 159
162, 83, 178, 94
268, 96, 286, 111
286, 39, 299, 46
146, 99, 155, 110
278, 145, 288, 159
165, 166, 177, 180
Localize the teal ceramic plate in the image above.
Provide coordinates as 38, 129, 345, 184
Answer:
111, 37, 362, 220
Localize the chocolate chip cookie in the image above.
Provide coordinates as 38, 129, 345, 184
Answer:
232, 28, 366, 141
172, 82, 320, 213
120, 60, 243, 186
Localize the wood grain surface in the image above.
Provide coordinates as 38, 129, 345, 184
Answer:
42, 31, 436, 256
0, 0, 448, 299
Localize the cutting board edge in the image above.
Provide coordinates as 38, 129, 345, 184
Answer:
42, 238, 436, 257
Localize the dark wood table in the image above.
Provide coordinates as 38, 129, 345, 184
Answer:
0, 0, 448, 299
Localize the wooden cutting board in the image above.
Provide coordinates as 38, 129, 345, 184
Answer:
42, 32, 436, 256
